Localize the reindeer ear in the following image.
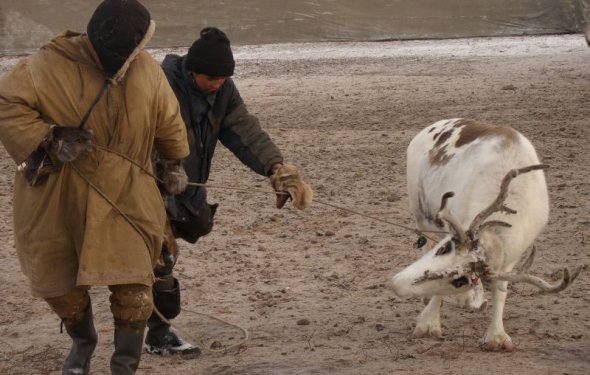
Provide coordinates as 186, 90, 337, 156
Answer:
413, 236, 427, 249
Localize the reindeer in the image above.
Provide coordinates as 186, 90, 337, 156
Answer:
390, 118, 584, 351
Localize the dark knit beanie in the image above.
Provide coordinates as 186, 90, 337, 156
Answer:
185, 27, 235, 77
87, 0, 151, 77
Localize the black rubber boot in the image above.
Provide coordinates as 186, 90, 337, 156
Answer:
144, 277, 201, 357
111, 321, 146, 375
62, 303, 98, 375
145, 316, 201, 357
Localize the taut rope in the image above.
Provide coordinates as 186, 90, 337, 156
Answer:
94, 144, 440, 240
73, 144, 441, 352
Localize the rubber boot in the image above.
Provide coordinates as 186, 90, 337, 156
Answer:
110, 321, 146, 375
145, 314, 200, 356
62, 303, 98, 375
145, 273, 179, 353
146, 313, 171, 346
144, 277, 200, 356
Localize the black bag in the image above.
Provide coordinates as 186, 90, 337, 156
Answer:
18, 147, 62, 186
166, 187, 218, 243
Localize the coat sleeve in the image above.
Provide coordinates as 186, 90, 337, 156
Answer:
218, 80, 283, 176
0, 59, 53, 164
153, 67, 190, 161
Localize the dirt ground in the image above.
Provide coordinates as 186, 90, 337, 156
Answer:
0, 34, 589, 375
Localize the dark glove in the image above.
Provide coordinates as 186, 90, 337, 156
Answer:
270, 164, 313, 210
155, 159, 188, 195
46, 126, 94, 162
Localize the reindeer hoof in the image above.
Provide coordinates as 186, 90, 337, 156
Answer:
413, 325, 442, 338
483, 335, 514, 351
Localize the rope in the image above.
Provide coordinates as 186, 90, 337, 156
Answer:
70, 158, 249, 353
94, 144, 441, 240
152, 303, 249, 353
312, 198, 433, 238
77, 144, 445, 351
69, 162, 153, 250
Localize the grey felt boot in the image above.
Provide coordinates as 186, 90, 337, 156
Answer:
62, 303, 98, 375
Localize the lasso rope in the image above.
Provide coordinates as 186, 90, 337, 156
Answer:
72, 147, 249, 353
76, 144, 444, 352
94, 144, 442, 240
151, 303, 249, 354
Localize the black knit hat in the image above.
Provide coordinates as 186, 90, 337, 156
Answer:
87, 0, 151, 77
185, 27, 235, 77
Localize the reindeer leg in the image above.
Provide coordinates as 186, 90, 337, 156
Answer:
414, 295, 443, 338
452, 283, 488, 311
483, 280, 513, 351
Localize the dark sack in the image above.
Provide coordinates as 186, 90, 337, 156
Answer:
18, 148, 62, 187
166, 186, 218, 243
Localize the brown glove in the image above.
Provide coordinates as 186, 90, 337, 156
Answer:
270, 164, 313, 210
46, 126, 94, 162
155, 159, 189, 195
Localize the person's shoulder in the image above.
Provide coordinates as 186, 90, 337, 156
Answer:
24, 33, 83, 75
162, 53, 183, 64
136, 50, 160, 66
33, 31, 84, 62
222, 77, 238, 91
131, 51, 167, 78
160, 54, 187, 86
161, 54, 184, 73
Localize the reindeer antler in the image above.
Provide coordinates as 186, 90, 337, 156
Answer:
489, 264, 586, 294
468, 164, 548, 238
436, 192, 468, 245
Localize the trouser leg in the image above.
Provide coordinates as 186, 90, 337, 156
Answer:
144, 219, 199, 357
109, 284, 152, 375
145, 273, 200, 356
45, 287, 98, 375
148, 273, 180, 332
146, 231, 181, 347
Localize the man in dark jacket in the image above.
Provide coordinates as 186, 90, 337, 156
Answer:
145, 26, 313, 356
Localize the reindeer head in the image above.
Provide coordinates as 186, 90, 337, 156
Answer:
390, 192, 490, 297
391, 164, 553, 298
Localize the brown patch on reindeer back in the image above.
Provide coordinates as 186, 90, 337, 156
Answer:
452, 118, 477, 128
454, 120, 519, 148
434, 129, 454, 147
428, 144, 453, 166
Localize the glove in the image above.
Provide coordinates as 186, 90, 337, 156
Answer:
46, 126, 94, 162
155, 159, 188, 195
270, 163, 313, 210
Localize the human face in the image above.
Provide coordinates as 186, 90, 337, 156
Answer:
191, 72, 227, 94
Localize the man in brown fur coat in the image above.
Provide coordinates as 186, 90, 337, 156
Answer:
0, 1, 189, 373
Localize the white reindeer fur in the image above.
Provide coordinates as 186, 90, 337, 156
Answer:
391, 118, 549, 350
